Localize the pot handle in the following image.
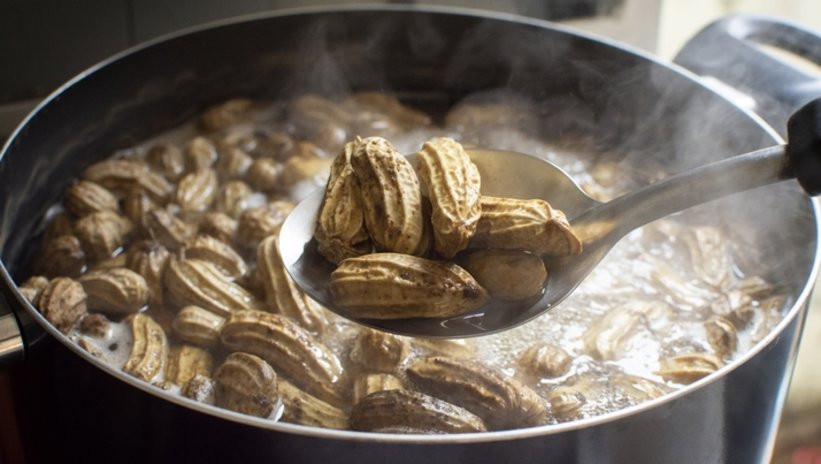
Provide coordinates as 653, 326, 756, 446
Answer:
0, 297, 24, 367
674, 14, 821, 137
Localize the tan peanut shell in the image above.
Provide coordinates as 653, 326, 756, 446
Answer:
37, 234, 86, 278
518, 343, 572, 379
176, 168, 218, 212
198, 212, 237, 244
279, 156, 333, 190
279, 379, 348, 429
352, 373, 404, 404
215, 147, 252, 181
146, 143, 185, 181
329, 253, 489, 319
214, 352, 279, 418
215, 180, 253, 218
350, 389, 487, 433
74, 211, 132, 261
124, 189, 158, 223
18, 276, 49, 304
236, 202, 291, 249
164, 259, 265, 317
200, 99, 253, 132
79, 267, 149, 315
461, 249, 547, 301
705, 315, 737, 359
37, 277, 88, 333
140, 208, 194, 251
165, 345, 214, 386
471, 196, 582, 256
349, 328, 409, 373
81, 159, 172, 201
257, 236, 326, 333
351, 136, 426, 255
657, 353, 723, 384
79, 313, 110, 338
247, 157, 281, 192
314, 139, 370, 264
172, 305, 226, 348
182, 235, 247, 280
416, 137, 481, 258
220, 310, 344, 406
406, 356, 548, 430
181, 374, 217, 405
65, 180, 119, 217
126, 240, 171, 307
123, 313, 168, 381
184, 137, 218, 172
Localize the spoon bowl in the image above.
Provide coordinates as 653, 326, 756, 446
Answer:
280, 148, 601, 338
280, 97, 821, 338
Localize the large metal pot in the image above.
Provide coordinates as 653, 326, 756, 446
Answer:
1, 7, 819, 463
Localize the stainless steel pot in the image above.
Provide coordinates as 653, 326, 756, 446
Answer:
1, 7, 820, 463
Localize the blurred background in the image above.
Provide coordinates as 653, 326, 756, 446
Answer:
0, 1, 819, 463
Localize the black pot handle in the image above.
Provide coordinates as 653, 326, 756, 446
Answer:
0, 296, 24, 367
674, 14, 821, 138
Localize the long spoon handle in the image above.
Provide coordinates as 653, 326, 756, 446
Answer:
574, 97, 821, 244
574, 145, 788, 242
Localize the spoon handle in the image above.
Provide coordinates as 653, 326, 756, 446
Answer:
574, 98, 821, 244
573, 145, 790, 243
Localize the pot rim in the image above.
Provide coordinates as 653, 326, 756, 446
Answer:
2, 4, 819, 444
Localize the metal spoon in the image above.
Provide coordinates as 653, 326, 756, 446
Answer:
279, 99, 821, 338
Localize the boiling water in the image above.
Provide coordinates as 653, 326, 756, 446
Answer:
58, 96, 784, 426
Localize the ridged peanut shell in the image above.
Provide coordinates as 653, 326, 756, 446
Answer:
215, 180, 253, 219
220, 310, 344, 406
406, 356, 548, 430
81, 159, 172, 201
279, 379, 348, 429
657, 353, 723, 384
351, 136, 426, 255
471, 196, 582, 256
165, 345, 214, 386
184, 137, 218, 172
140, 208, 194, 251
314, 139, 370, 264
37, 277, 87, 333
329, 253, 489, 319
176, 168, 218, 212
350, 390, 486, 433
74, 211, 132, 261
198, 212, 237, 245
181, 374, 216, 405
172, 305, 226, 348
352, 373, 404, 404
146, 143, 185, 181
461, 249, 547, 301
200, 99, 253, 132
18, 276, 49, 304
164, 259, 265, 317
236, 202, 291, 249
79, 268, 149, 315
215, 352, 279, 418
416, 137, 481, 258
183, 235, 247, 280
37, 234, 86, 278
257, 235, 326, 333
518, 343, 572, 379
349, 328, 409, 373
64, 180, 119, 217
126, 240, 171, 307
123, 313, 168, 381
